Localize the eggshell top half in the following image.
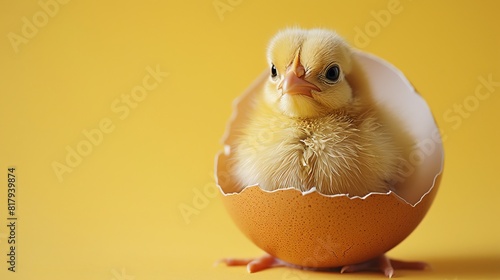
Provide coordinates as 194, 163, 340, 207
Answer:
216, 51, 444, 268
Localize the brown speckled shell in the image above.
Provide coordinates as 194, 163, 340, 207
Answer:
216, 51, 444, 268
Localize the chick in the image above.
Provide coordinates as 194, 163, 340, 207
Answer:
229, 28, 402, 197
220, 28, 427, 277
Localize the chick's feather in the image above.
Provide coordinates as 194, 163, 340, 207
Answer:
229, 28, 404, 197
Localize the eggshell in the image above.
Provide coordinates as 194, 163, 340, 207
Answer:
216, 51, 444, 268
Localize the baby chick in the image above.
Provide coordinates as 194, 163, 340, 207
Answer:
220, 28, 427, 277
230, 28, 402, 197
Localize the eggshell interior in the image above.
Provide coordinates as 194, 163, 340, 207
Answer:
216, 51, 444, 268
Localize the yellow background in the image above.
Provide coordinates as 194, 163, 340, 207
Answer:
1, 1, 499, 279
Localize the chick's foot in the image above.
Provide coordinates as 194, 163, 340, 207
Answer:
218, 254, 428, 277
216, 254, 290, 273
341, 255, 428, 278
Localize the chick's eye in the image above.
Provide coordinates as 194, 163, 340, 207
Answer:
325, 65, 340, 82
271, 64, 278, 78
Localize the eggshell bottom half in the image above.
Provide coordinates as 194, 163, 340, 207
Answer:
218, 152, 440, 267
216, 51, 444, 267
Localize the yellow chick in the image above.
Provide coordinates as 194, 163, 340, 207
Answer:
229, 28, 402, 197
220, 27, 428, 277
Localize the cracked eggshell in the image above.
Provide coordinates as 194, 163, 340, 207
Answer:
215, 51, 444, 268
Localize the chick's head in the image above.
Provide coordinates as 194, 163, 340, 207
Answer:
264, 28, 354, 119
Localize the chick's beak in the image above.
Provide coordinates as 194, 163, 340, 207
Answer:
278, 52, 321, 98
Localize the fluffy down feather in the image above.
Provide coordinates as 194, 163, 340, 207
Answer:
229, 28, 403, 196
